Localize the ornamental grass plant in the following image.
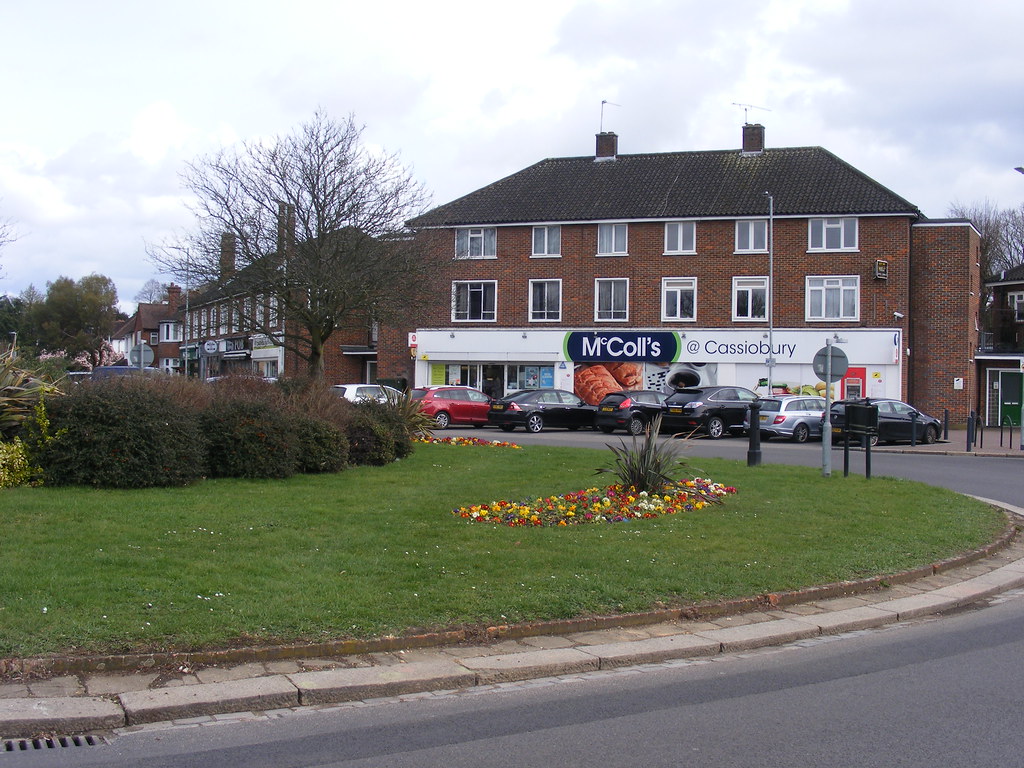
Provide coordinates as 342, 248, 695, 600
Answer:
0, 443, 1006, 658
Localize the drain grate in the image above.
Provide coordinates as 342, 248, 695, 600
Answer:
3, 735, 106, 751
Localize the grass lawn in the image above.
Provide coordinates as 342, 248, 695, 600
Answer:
0, 442, 1007, 657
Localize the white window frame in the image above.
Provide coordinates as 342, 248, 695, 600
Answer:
452, 280, 497, 322
455, 227, 497, 260
735, 219, 768, 253
1009, 291, 1024, 321
661, 278, 697, 322
809, 218, 858, 251
664, 221, 696, 254
532, 225, 561, 257
529, 279, 562, 322
159, 321, 181, 343
597, 223, 628, 256
732, 276, 768, 321
806, 275, 860, 321
594, 278, 629, 321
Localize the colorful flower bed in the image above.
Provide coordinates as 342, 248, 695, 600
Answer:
453, 479, 737, 527
415, 436, 522, 449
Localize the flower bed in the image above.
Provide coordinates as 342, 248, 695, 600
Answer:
453, 479, 737, 527
415, 436, 522, 449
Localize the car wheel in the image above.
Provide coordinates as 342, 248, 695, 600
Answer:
598, 425, 615, 434
791, 423, 810, 443
706, 416, 725, 439
627, 416, 646, 436
434, 411, 450, 429
499, 424, 515, 433
526, 413, 544, 433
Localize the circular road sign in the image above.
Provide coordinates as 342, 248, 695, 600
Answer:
812, 345, 849, 383
128, 342, 155, 366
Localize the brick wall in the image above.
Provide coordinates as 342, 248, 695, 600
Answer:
909, 222, 980, 423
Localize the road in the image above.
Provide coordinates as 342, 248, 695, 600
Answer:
11, 590, 1024, 767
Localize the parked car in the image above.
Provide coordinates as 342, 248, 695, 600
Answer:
744, 395, 827, 442
594, 390, 668, 435
488, 389, 596, 433
661, 385, 759, 438
410, 385, 491, 428
827, 398, 941, 445
332, 383, 403, 403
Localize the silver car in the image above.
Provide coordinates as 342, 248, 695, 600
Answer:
747, 395, 827, 442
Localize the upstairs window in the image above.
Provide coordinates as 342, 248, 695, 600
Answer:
595, 278, 628, 321
733, 277, 768, 321
455, 228, 497, 259
807, 276, 859, 321
529, 279, 561, 321
452, 281, 497, 321
532, 226, 561, 257
597, 223, 628, 255
664, 221, 696, 254
662, 278, 696, 321
1009, 292, 1024, 321
735, 220, 768, 253
809, 218, 858, 251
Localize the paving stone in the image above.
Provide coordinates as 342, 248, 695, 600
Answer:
788, 606, 896, 635
263, 660, 302, 675
694, 618, 819, 652
196, 663, 268, 684
85, 672, 159, 696
871, 593, 958, 620
0, 697, 124, 738
27, 675, 83, 698
519, 635, 577, 650
120, 675, 298, 725
289, 661, 475, 705
458, 648, 600, 684
583, 633, 720, 669
565, 627, 651, 645
0, 683, 30, 699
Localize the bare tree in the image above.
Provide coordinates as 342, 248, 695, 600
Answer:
151, 112, 434, 377
134, 278, 169, 304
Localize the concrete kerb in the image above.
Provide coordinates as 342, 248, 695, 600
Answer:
2, 501, 1022, 739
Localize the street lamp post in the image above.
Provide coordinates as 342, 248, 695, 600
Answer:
765, 192, 775, 394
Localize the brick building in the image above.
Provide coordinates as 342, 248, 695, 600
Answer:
977, 263, 1024, 426
378, 125, 980, 424
113, 284, 185, 373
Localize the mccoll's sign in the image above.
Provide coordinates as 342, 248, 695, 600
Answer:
564, 331, 680, 363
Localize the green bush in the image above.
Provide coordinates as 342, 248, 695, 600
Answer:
25, 380, 206, 488
292, 414, 348, 473
0, 438, 33, 488
200, 399, 299, 479
346, 408, 397, 466
352, 399, 414, 460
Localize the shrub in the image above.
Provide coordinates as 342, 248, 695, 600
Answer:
0, 438, 33, 488
345, 407, 397, 466
200, 399, 299, 479
0, 357, 56, 440
26, 379, 206, 488
291, 414, 348, 473
595, 414, 689, 494
351, 399, 412, 460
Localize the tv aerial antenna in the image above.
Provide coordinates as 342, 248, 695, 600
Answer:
600, 100, 621, 132
732, 102, 771, 123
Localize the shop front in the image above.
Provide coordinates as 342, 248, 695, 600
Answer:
410, 328, 904, 405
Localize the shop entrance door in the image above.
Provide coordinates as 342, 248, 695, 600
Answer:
999, 371, 1022, 426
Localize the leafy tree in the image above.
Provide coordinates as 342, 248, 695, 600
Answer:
34, 274, 121, 368
150, 111, 436, 377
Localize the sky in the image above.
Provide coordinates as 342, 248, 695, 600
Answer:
2, 0, 1023, 312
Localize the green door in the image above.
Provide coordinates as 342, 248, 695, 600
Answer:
1000, 371, 1023, 427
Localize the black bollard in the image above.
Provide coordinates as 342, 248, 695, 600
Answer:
747, 402, 762, 467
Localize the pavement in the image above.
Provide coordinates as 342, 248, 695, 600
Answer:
866, 427, 1024, 458
2, 436, 1022, 743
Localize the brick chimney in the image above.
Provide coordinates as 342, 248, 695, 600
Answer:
741, 123, 765, 155
166, 283, 181, 311
595, 132, 618, 161
219, 232, 236, 278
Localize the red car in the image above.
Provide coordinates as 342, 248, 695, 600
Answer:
410, 386, 492, 429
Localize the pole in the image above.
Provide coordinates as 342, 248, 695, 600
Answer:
746, 402, 762, 467
822, 338, 833, 477
765, 192, 774, 394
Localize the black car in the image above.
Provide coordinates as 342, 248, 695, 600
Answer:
827, 398, 941, 445
594, 390, 668, 435
487, 389, 596, 433
661, 385, 759, 438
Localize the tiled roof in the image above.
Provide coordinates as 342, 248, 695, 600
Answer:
987, 263, 1024, 284
408, 146, 921, 228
